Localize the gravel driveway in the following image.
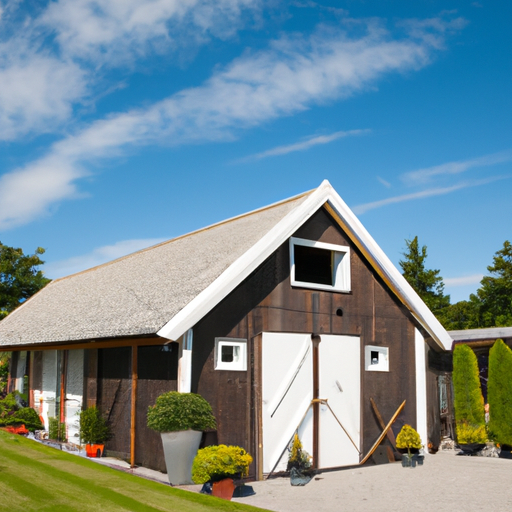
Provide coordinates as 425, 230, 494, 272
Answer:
228, 449, 512, 511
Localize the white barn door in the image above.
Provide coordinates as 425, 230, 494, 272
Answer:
262, 332, 360, 474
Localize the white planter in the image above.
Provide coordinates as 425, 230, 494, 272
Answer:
160, 430, 202, 485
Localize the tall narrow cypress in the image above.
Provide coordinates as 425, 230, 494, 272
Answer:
488, 339, 512, 446
452, 344, 485, 438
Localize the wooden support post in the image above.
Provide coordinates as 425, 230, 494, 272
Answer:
130, 346, 138, 468
60, 351, 68, 426
311, 334, 321, 469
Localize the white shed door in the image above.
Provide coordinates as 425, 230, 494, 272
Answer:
262, 332, 360, 473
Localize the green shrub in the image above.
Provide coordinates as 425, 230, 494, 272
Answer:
287, 433, 311, 472
79, 407, 111, 445
48, 417, 67, 442
191, 445, 253, 484
396, 424, 422, 454
147, 392, 216, 433
453, 343, 485, 440
488, 339, 512, 446
5, 407, 43, 432
0, 391, 21, 416
456, 422, 487, 444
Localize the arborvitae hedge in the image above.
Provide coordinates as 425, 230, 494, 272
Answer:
453, 344, 485, 428
488, 339, 512, 446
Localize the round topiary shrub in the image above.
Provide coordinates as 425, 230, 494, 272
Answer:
191, 445, 253, 484
147, 392, 216, 433
396, 424, 422, 454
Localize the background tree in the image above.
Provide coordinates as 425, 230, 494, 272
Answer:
488, 339, 512, 446
399, 236, 450, 317
0, 242, 51, 320
437, 296, 481, 330
475, 240, 512, 328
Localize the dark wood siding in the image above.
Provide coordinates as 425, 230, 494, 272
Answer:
193, 207, 419, 475
135, 344, 179, 472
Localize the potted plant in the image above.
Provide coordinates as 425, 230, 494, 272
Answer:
453, 344, 486, 454
191, 445, 253, 500
79, 406, 111, 457
147, 392, 216, 485
396, 424, 423, 467
287, 433, 312, 486
455, 421, 487, 455
488, 339, 512, 458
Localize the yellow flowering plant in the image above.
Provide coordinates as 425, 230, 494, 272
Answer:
191, 445, 253, 484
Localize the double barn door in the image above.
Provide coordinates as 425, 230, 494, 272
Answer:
261, 333, 360, 473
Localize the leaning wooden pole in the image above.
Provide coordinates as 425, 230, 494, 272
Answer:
359, 400, 406, 465
130, 346, 138, 468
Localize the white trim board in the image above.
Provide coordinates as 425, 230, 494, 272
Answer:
158, 180, 452, 350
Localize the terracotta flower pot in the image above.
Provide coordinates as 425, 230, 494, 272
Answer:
212, 478, 235, 500
85, 444, 105, 457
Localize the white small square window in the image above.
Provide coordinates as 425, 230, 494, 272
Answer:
290, 237, 351, 293
215, 338, 247, 371
365, 345, 389, 372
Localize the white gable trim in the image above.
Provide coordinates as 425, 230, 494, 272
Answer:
157, 180, 451, 350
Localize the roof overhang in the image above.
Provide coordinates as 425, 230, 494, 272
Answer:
157, 180, 452, 351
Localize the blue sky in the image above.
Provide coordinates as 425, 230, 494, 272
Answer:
0, 0, 510, 304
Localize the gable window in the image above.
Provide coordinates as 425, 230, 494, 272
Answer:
290, 237, 351, 292
215, 338, 247, 371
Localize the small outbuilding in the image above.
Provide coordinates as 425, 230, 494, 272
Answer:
1, 180, 452, 478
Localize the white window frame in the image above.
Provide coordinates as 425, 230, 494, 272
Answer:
214, 338, 247, 371
290, 237, 351, 292
365, 345, 389, 372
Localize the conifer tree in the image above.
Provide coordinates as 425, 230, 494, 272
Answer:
488, 339, 512, 446
399, 236, 450, 317
452, 344, 485, 432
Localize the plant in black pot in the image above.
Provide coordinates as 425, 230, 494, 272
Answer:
79, 406, 111, 457
287, 433, 313, 485
147, 391, 216, 485
396, 425, 423, 468
488, 339, 512, 458
453, 344, 486, 455
191, 445, 253, 500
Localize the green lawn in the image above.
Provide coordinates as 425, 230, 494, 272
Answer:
0, 431, 270, 512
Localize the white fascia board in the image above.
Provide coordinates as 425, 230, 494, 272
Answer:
158, 179, 452, 351
324, 190, 452, 351
157, 180, 335, 341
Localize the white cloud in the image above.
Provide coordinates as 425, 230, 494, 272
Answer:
40, 0, 260, 64
0, 16, 463, 229
239, 129, 370, 162
44, 238, 167, 278
444, 274, 483, 287
0, 40, 87, 140
0, 0, 260, 140
353, 176, 508, 214
377, 176, 391, 188
402, 150, 512, 185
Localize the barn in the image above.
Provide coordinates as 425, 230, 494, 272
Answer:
0, 180, 452, 478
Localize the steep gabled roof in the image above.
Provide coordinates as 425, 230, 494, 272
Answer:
157, 180, 452, 349
0, 180, 452, 350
